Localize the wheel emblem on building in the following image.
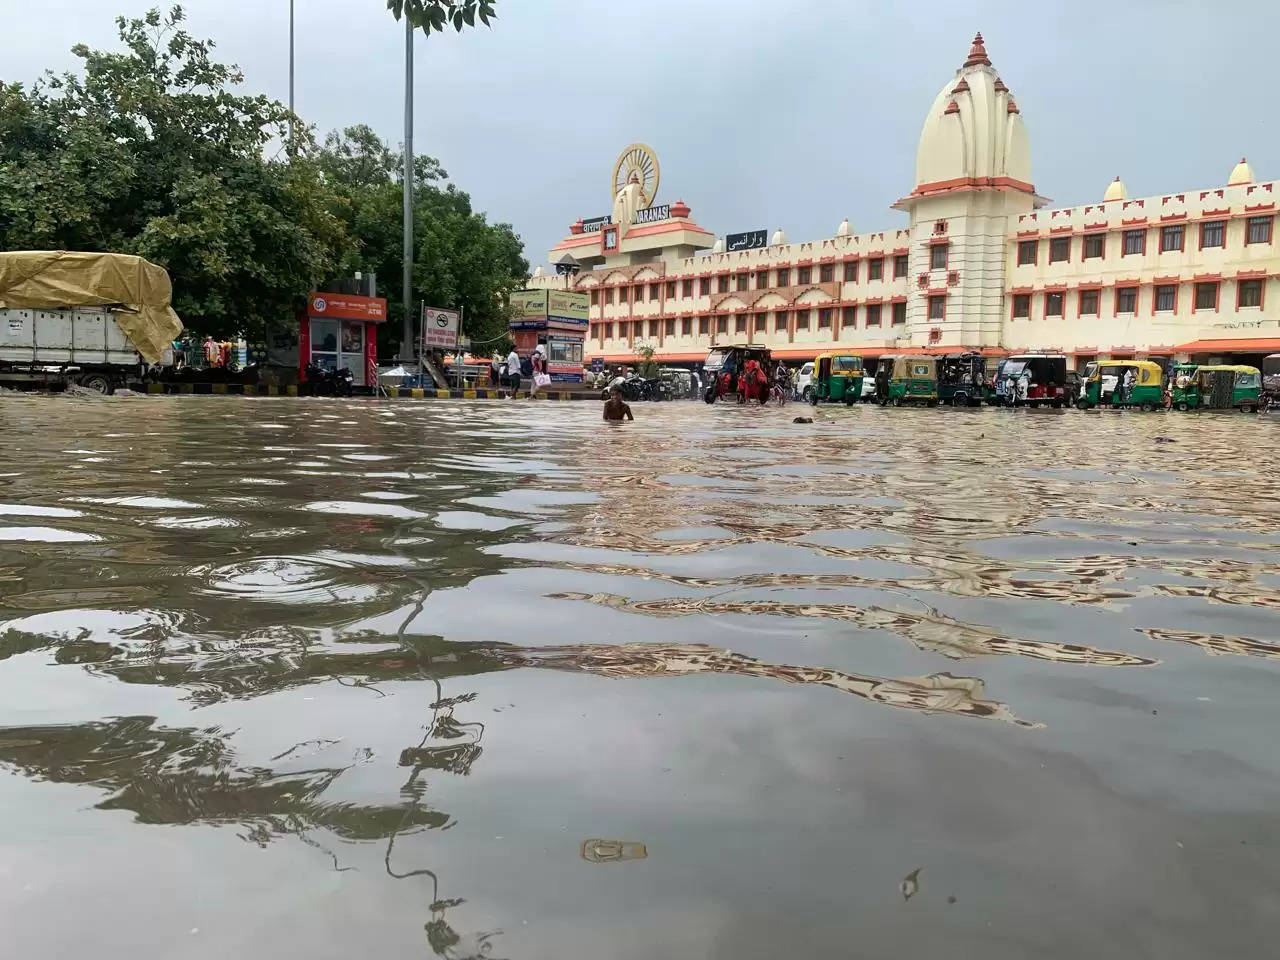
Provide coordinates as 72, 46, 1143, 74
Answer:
612, 143, 660, 208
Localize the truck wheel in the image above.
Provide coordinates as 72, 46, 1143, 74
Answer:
78, 373, 113, 396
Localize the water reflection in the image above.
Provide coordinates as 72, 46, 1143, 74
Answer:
1, 395, 1279, 957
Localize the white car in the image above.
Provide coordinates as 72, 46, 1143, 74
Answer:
795, 362, 814, 402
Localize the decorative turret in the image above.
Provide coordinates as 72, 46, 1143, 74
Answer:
1103, 176, 1127, 202
771, 228, 787, 246
569, 218, 585, 235
1228, 157, 1255, 186
532, 265, 545, 278
712, 238, 724, 254
910, 31, 1032, 195
670, 199, 691, 218
964, 32, 991, 67
835, 218, 851, 237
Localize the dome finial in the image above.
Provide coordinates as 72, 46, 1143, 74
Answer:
1104, 176, 1127, 202
964, 31, 991, 68
1228, 157, 1254, 186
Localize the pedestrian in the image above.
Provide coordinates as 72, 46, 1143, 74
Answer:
603, 388, 634, 422
530, 342, 546, 396
489, 354, 500, 387
505, 346, 522, 398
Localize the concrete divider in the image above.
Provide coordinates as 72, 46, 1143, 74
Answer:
139, 382, 597, 400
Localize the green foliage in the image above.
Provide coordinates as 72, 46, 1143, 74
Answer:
0, 5, 526, 353
636, 344, 659, 379
387, 0, 497, 35
316, 126, 528, 356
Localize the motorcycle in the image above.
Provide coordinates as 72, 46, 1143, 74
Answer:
305, 362, 354, 397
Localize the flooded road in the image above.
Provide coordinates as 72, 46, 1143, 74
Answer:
2, 394, 1279, 958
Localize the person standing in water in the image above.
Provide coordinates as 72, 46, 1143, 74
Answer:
505, 346, 521, 398
603, 389, 634, 422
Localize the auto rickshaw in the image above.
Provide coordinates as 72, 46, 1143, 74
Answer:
885, 355, 938, 406
702, 343, 772, 403
937, 352, 986, 406
808, 352, 864, 404
992, 354, 1069, 407
1170, 364, 1262, 412
1076, 359, 1164, 410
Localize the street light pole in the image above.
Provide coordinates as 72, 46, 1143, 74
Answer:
401, 16, 415, 361
287, 0, 295, 155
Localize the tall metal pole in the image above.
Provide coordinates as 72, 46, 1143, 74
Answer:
287, 0, 295, 155
401, 16, 415, 361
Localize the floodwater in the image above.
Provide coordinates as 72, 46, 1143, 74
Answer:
2, 394, 1279, 959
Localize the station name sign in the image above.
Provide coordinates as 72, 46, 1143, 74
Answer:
726, 229, 768, 252
582, 215, 612, 233
633, 204, 671, 225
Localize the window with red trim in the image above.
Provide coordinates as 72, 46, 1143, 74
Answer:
1247, 216, 1272, 244
699, 278, 711, 296
843, 261, 858, 282
734, 273, 747, 292
1049, 237, 1070, 263
717, 275, 730, 294
795, 309, 810, 330
1154, 284, 1177, 311
1017, 240, 1037, 265
819, 263, 834, 283
1116, 287, 1138, 313
926, 296, 944, 320
664, 318, 675, 336
1012, 294, 1030, 318
1200, 221, 1224, 248
716, 316, 728, 334
866, 304, 881, 326
1160, 225, 1184, 252
798, 266, 812, 284
590, 290, 599, 306
818, 308, 832, 329
774, 312, 787, 332
777, 268, 791, 286
1122, 230, 1146, 255
1079, 289, 1100, 315
892, 301, 907, 325
665, 281, 676, 297
842, 305, 857, 327
698, 316, 710, 335
1045, 292, 1064, 317
868, 258, 884, 281
1239, 279, 1263, 307
894, 254, 909, 278
735, 315, 747, 334
754, 313, 767, 333
648, 283, 660, 301
681, 317, 692, 336
1194, 282, 1218, 310
1083, 234, 1105, 259
681, 279, 694, 298
618, 286, 628, 303
756, 270, 769, 288
929, 245, 947, 270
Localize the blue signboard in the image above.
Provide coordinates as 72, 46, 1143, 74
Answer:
591, 357, 604, 374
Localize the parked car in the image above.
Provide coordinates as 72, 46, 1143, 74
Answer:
795, 361, 814, 402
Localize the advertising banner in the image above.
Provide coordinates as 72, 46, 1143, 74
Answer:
547, 290, 589, 326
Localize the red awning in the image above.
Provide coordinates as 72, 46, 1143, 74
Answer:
1174, 338, 1280, 353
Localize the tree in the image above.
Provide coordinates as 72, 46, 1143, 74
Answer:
636, 344, 660, 379
316, 126, 528, 357
387, 0, 497, 35
0, 6, 352, 340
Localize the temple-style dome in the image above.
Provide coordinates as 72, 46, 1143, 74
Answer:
532, 265, 545, 277
1103, 176, 1127, 202
913, 32, 1032, 193
1228, 157, 1254, 186
771, 228, 787, 246
835, 218, 850, 237
712, 238, 724, 254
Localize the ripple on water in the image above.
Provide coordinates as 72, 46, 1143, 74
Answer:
0, 526, 100, 543
300, 500, 428, 519
0, 504, 84, 518
199, 556, 388, 604
73, 495, 202, 510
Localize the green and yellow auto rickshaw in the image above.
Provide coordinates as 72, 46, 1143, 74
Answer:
1076, 359, 1164, 411
1170, 364, 1262, 412
885, 355, 938, 406
808, 352, 864, 404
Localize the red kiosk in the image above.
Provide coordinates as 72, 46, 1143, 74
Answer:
299, 292, 387, 388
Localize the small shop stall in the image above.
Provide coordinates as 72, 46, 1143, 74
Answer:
510, 289, 588, 384
299, 291, 387, 387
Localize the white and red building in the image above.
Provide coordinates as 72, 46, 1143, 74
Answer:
526, 33, 1280, 369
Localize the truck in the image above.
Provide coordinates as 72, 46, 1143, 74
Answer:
0, 251, 182, 395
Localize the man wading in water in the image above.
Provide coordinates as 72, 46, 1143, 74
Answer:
603, 389, 633, 422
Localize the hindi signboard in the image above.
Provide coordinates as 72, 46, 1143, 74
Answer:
421, 305, 459, 349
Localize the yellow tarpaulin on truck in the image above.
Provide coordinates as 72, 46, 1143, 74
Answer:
0, 251, 182, 365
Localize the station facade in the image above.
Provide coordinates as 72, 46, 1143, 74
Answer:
525, 34, 1280, 369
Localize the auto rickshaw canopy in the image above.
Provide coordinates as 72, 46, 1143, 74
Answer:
1086, 359, 1163, 384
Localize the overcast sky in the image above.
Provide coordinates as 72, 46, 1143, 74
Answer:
5, 0, 1278, 273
